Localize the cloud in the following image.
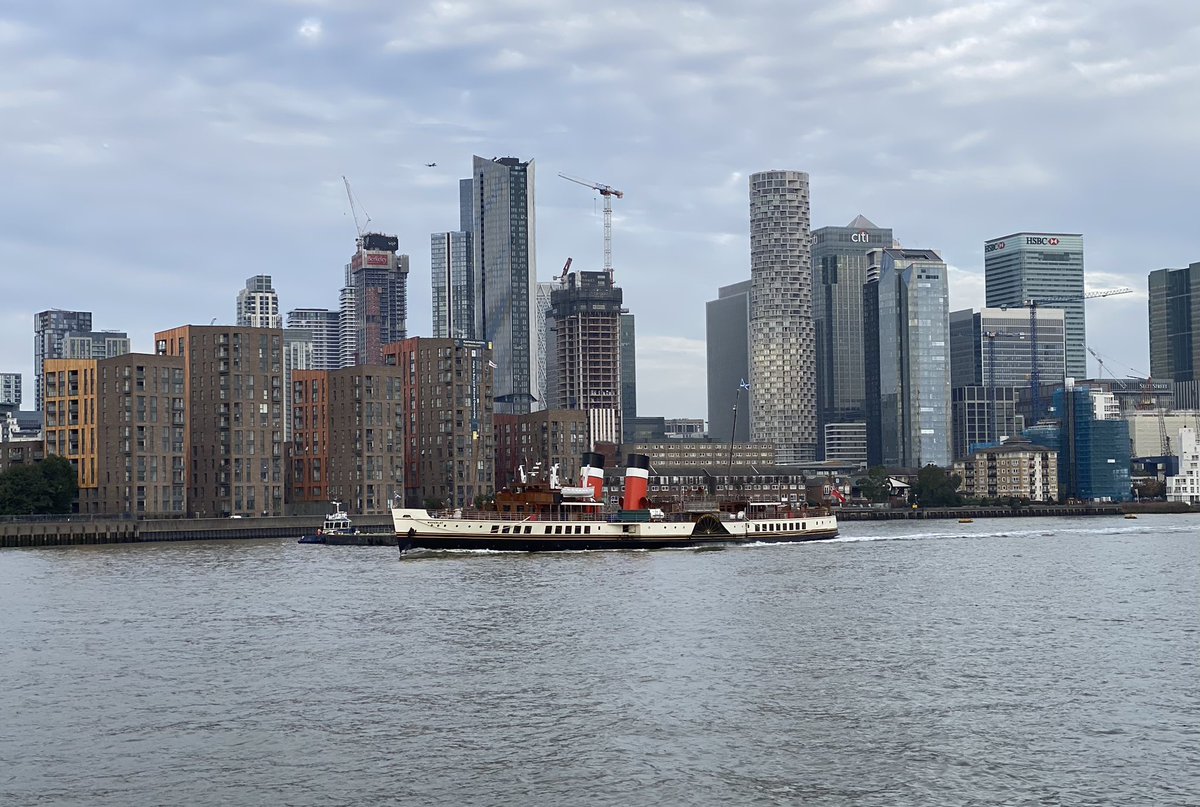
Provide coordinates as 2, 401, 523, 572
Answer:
0, 0, 1196, 421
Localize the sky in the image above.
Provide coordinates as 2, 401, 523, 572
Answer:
3, 0, 1199, 420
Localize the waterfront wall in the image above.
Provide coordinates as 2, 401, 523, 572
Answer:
0, 514, 395, 549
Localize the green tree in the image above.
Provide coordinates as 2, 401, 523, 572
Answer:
910, 464, 963, 507
0, 456, 78, 515
855, 466, 891, 503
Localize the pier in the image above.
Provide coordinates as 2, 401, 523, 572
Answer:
0, 514, 395, 549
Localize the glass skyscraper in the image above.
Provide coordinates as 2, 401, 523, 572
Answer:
984, 232, 1086, 379
812, 214, 892, 456
705, 280, 751, 444
1148, 261, 1200, 382
871, 248, 951, 468
469, 156, 539, 415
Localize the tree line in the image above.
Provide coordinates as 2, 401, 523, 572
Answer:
0, 456, 78, 515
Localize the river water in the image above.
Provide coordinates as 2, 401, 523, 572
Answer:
2, 515, 1197, 806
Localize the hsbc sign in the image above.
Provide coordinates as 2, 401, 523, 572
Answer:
1025, 236, 1061, 246
985, 241, 1005, 253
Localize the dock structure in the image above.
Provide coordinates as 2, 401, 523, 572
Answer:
0, 514, 394, 549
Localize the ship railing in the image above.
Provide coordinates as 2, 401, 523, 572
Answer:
426, 509, 609, 522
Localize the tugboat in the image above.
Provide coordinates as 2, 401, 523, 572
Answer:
393, 453, 838, 553
297, 502, 357, 544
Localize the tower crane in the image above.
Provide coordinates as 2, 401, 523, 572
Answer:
557, 257, 573, 284
1088, 345, 1173, 458
342, 176, 372, 239
1017, 287, 1132, 423
558, 173, 624, 280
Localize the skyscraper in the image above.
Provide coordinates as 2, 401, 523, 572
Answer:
812, 214, 893, 455
34, 310, 130, 412
548, 270, 624, 446
1148, 261, 1200, 381
870, 248, 951, 468
705, 279, 751, 444
286, 308, 341, 370
468, 155, 539, 414
620, 313, 637, 444
431, 231, 475, 340
338, 233, 409, 367
749, 170, 816, 463
236, 275, 282, 329
984, 232, 1086, 378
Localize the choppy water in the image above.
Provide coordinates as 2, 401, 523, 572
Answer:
2, 515, 1197, 806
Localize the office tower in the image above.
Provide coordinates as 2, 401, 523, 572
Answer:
468, 155, 539, 414
812, 215, 893, 451
289, 365, 405, 514
871, 248, 951, 468
236, 275, 282, 328
984, 232, 1086, 378
432, 231, 475, 340
749, 170, 816, 463
0, 373, 20, 407
383, 338, 495, 509
1148, 261, 1200, 381
338, 233, 409, 367
1046, 381, 1131, 501
286, 309, 341, 370
548, 270, 624, 446
706, 280, 752, 444
94, 354, 188, 516
155, 325, 285, 517
620, 313, 637, 443
948, 307, 1065, 455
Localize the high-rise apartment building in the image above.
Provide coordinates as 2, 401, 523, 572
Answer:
34, 310, 130, 412
620, 313, 637, 443
286, 308, 341, 370
984, 232, 1086, 378
748, 170, 817, 463
0, 373, 20, 407
468, 155, 539, 414
869, 248, 951, 468
236, 275, 282, 329
289, 365, 405, 514
94, 354, 187, 516
384, 338, 495, 509
706, 280, 752, 444
812, 215, 893, 441
339, 233, 409, 367
432, 231, 475, 340
548, 270, 624, 446
155, 325, 286, 517
493, 409, 589, 491
1148, 261, 1200, 381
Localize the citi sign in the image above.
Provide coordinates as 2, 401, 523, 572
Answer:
1025, 236, 1061, 246
851, 230, 870, 243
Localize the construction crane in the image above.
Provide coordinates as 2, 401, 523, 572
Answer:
1020, 287, 1132, 423
341, 176, 372, 238
1088, 344, 1174, 458
558, 173, 624, 280
557, 257, 573, 284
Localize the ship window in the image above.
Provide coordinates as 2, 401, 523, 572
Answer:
574, 526, 582, 534
554, 526, 562, 534
623, 525, 632, 533
490, 525, 499, 533
524, 526, 532, 534
502, 526, 510, 534
802, 522, 806, 529
544, 526, 552, 534
585, 526, 591, 534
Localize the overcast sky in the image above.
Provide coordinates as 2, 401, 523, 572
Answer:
4, 0, 1198, 419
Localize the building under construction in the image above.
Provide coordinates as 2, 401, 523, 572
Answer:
547, 270, 624, 447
